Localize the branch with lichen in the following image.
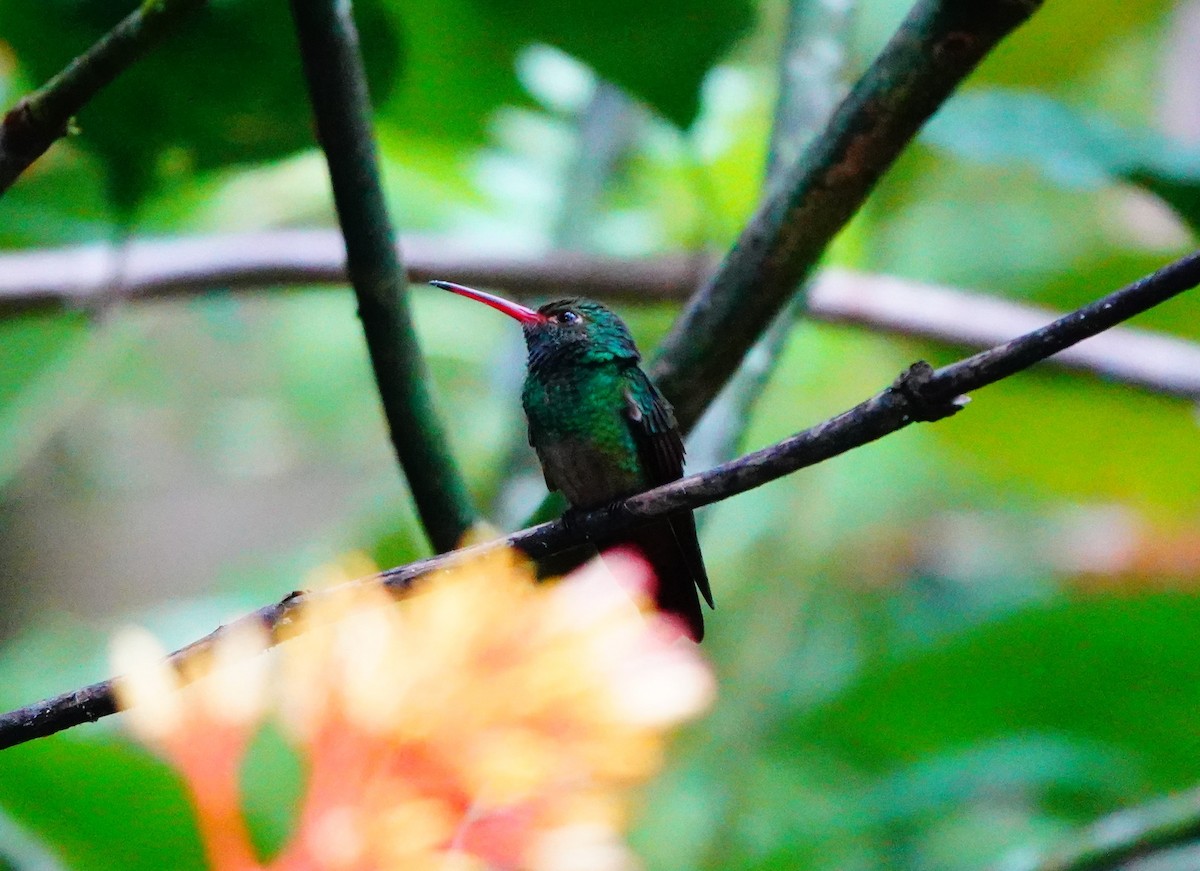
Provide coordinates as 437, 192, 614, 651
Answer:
2, 243, 1196, 752
287, 0, 476, 552
650, 0, 1045, 432
992, 783, 1200, 871
0, 0, 208, 197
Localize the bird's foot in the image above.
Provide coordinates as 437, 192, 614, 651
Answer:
560, 502, 627, 540
560, 505, 588, 538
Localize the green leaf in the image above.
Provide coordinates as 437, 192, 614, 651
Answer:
0, 0, 400, 213
799, 595, 1200, 795
240, 725, 306, 864
1, 0, 749, 216
924, 88, 1200, 231
0, 736, 206, 871
0, 806, 68, 870
931, 370, 1200, 514
970, 0, 1173, 99
465, 0, 752, 129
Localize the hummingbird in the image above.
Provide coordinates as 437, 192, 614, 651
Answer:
430, 280, 714, 640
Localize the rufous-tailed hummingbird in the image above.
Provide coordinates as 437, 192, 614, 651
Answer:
430, 281, 714, 640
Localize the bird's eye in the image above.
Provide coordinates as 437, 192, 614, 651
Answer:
556, 310, 581, 325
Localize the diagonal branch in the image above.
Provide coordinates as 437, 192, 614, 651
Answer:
2, 245, 1196, 752
287, 0, 476, 552
650, 0, 1045, 432
0, 0, 208, 196
992, 783, 1200, 871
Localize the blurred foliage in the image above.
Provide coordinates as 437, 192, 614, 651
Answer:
925, 88, 1200, 232
0, 0, 402, 214
1, 0, 1200, 869
0, 0, 750, 213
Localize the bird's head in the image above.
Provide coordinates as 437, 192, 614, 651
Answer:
430, 281, 639, 369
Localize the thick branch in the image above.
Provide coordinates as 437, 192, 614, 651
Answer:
993, 784, 1200, 871
287, 0, 475, 551
0, 0, 207, 196
650, 0, 1044, 432
1, 246, 1196, 752
1, 232, 1197, 400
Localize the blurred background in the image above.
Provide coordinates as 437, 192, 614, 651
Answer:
1, 0, 1200, 868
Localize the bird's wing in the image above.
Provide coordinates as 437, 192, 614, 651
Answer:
623, 368, 685, 480
622, 368, 714, 609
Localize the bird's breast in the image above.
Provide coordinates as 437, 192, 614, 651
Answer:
533, 438, 643, 509
523, 368, 643, 509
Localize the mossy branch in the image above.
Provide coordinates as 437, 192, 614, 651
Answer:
687, 0, 855, 473
650, 0, 1044, 432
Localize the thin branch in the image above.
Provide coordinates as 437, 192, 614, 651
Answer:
287, 0, 475, 552
2, 246, 1196, 752
0, 231, 707, 311
764, 0, 853, 179
0, 0, 207, 196
1, 231, 1197, 400
553, 82, 640, 250
650, 0, 1045, 432
992, 784, 1200, 871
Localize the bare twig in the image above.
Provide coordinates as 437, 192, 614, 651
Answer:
1, 231, 1197, 400
650, 0, 1045, 432
764, 0, 852, 179
0, 0, 207, 196
2, 246, 1196, 752
553, 82, 640, 250
288, 0, 476, 551
992, 783, 1200, 871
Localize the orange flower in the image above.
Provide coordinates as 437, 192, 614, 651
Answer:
113, 548, 714, 871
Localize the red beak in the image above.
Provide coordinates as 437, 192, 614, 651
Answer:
429, 281, 544, 325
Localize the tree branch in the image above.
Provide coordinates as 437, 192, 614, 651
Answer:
993, 784, 1200, 871
650, 0, 1045, 432
2, 245, 1196, 752
763, 0, 852, 180
553, 82, 640, 250
287, 0, 476, 552
1, 231, 1197, 400
0, 230, 707, 311
0, 0, 207, 196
